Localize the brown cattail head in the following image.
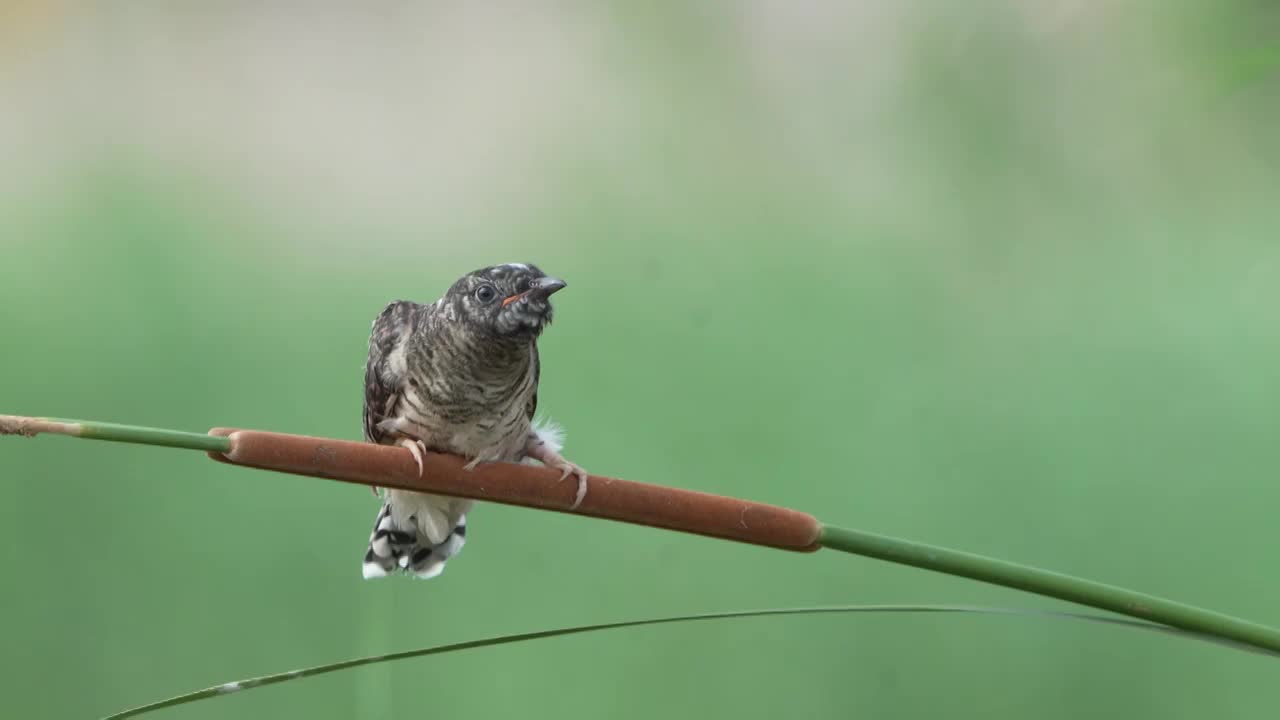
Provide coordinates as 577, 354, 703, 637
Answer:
207, 428, 821, 552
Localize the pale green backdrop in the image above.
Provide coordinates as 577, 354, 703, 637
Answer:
2, 3, 1279, 718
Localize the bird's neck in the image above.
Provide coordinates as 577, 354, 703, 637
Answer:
448, 331, 534, 384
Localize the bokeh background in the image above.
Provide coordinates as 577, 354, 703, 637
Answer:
3, 2, 1279, 718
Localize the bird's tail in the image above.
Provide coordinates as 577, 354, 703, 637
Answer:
361, 492, 469, 580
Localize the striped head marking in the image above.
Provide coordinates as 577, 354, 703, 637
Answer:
444, 264, 566, 338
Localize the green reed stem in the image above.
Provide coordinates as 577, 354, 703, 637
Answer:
819, 524, 1280, 655
101, 604, 1246, 720
0, 415, 231, 453
6, 414, 1280, 657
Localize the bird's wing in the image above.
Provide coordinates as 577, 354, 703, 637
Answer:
363, 300, 421, 445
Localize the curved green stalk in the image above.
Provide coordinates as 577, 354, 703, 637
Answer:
7, 414, 1280, 661
820, 525, 1280, 654
101, 604, 1242, 720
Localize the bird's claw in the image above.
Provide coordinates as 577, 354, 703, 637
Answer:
554, 461, 590, 510
397, 437, 428, 478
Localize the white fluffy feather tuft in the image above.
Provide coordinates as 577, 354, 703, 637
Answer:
527, 416, 565, 460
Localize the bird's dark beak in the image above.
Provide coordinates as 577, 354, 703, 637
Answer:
503, 277, 566, 307
531, 277, 567, 298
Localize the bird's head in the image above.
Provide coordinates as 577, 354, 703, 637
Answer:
444, 263, 566, 338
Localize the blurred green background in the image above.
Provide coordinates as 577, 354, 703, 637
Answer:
3, 2, 1279, 718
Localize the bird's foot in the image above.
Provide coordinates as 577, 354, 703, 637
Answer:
553, 460, 590, 510
524, 439, 589, 509
462, 457, 485, 472
397, 437, 428, 478
377, 437, 427, 496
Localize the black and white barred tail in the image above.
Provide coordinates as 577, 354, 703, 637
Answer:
360, 419, 565, 580
362, 502, 467, 580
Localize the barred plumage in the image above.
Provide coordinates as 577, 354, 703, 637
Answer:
360, 263, 587, 580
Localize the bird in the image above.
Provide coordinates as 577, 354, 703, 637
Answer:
360, 263, 588, 580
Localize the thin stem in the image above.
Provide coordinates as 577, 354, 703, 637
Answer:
0, 415, 231, 453
819, 525, 1280, 655
101, 604, 1244, 720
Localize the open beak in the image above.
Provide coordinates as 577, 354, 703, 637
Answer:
503, 277, 566, 307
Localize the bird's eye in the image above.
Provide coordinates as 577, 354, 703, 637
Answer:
474, 285, 497, 303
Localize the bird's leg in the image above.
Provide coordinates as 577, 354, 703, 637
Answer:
523, 434, 589, 509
